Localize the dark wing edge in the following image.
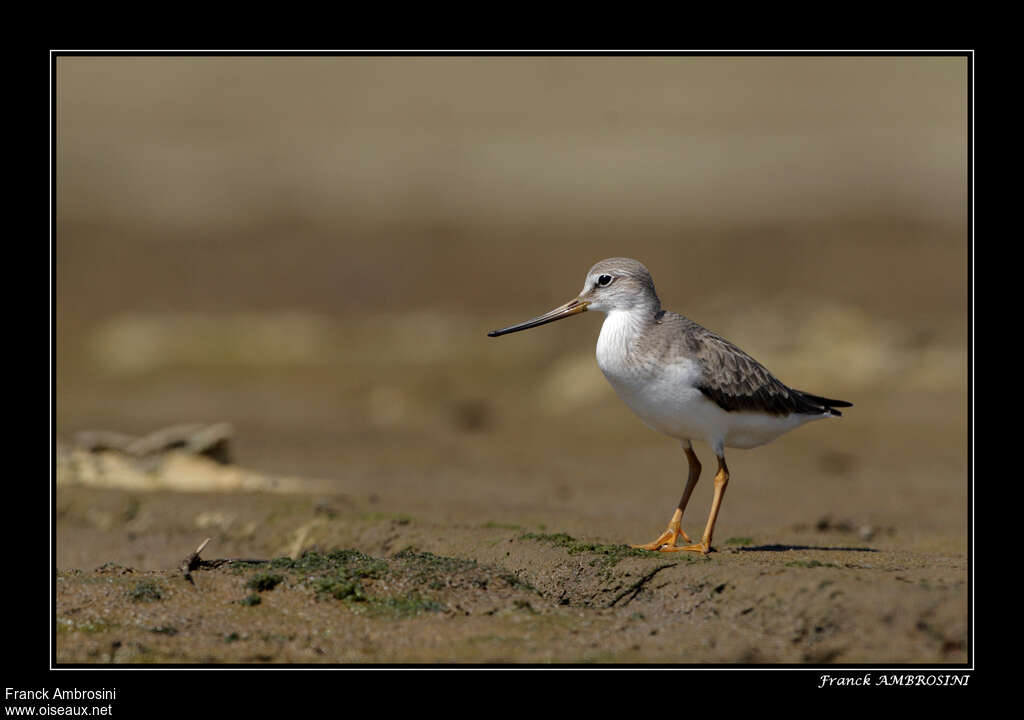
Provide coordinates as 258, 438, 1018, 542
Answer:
691, 329, 850, 417
790, 390, 853, 417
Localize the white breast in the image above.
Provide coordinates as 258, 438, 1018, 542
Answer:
596, 311, 707, 438
595, 310, 644, 380
595, 310, 827, 452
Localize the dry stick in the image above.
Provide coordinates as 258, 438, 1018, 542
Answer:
607, 563, 674, 608
180, 537, 269, 584
180, 538, 212, 586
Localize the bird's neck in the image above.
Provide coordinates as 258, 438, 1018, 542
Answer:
605, 299, 662, 330
596, 306, 658, 370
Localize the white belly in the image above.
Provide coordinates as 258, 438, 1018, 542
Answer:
595, 311, 824, 452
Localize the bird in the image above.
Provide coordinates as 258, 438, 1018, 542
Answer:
487, 257, 852, 554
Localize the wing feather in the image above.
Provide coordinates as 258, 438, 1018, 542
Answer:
641, 311, 852, 417
687, 324, 827, 416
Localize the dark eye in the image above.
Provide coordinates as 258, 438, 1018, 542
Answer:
597, 274, 613, 288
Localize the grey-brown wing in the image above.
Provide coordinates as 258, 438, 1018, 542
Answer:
687, 328, 822, 417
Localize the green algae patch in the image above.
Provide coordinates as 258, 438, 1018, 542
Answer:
519, 533, 653, 568
785, 559, 839, 569
251, 548, 449, 616
270, 550, 391, 608
520, 532, 576, 548
246, 572, 284, 592
268, 549, 389, 578
127, 581, 164, 603
313, 578, 444, 617
498, 572, 538, 594
373, 592, 445, 617
312, 576, 369, 602
393, 548, 476, 581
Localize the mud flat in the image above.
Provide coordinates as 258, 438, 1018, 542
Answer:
56, 482, 967, 664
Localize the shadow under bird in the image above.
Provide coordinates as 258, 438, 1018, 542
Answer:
487, 257, 852, 554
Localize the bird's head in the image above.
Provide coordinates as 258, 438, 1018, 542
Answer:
576, 257, 661, 314
487, 257, 661, 337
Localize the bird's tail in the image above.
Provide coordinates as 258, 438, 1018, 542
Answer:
794, 390, 853, 417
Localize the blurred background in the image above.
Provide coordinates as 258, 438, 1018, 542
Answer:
56, 56, 968, 552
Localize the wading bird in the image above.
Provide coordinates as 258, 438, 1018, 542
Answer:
487, 258, 851, 553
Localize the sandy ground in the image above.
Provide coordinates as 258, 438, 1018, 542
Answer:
54, 56, 970, 665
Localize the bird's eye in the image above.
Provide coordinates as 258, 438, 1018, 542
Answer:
597, 274, 613, 288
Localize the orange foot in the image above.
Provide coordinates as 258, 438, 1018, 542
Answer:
630, 526, 692, 552
658, 541, 711, 555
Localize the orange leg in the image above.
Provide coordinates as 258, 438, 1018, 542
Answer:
631, 444, 701, 550
662, 454, 729, 554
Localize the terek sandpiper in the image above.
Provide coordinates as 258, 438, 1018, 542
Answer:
487, 258, 852, 554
